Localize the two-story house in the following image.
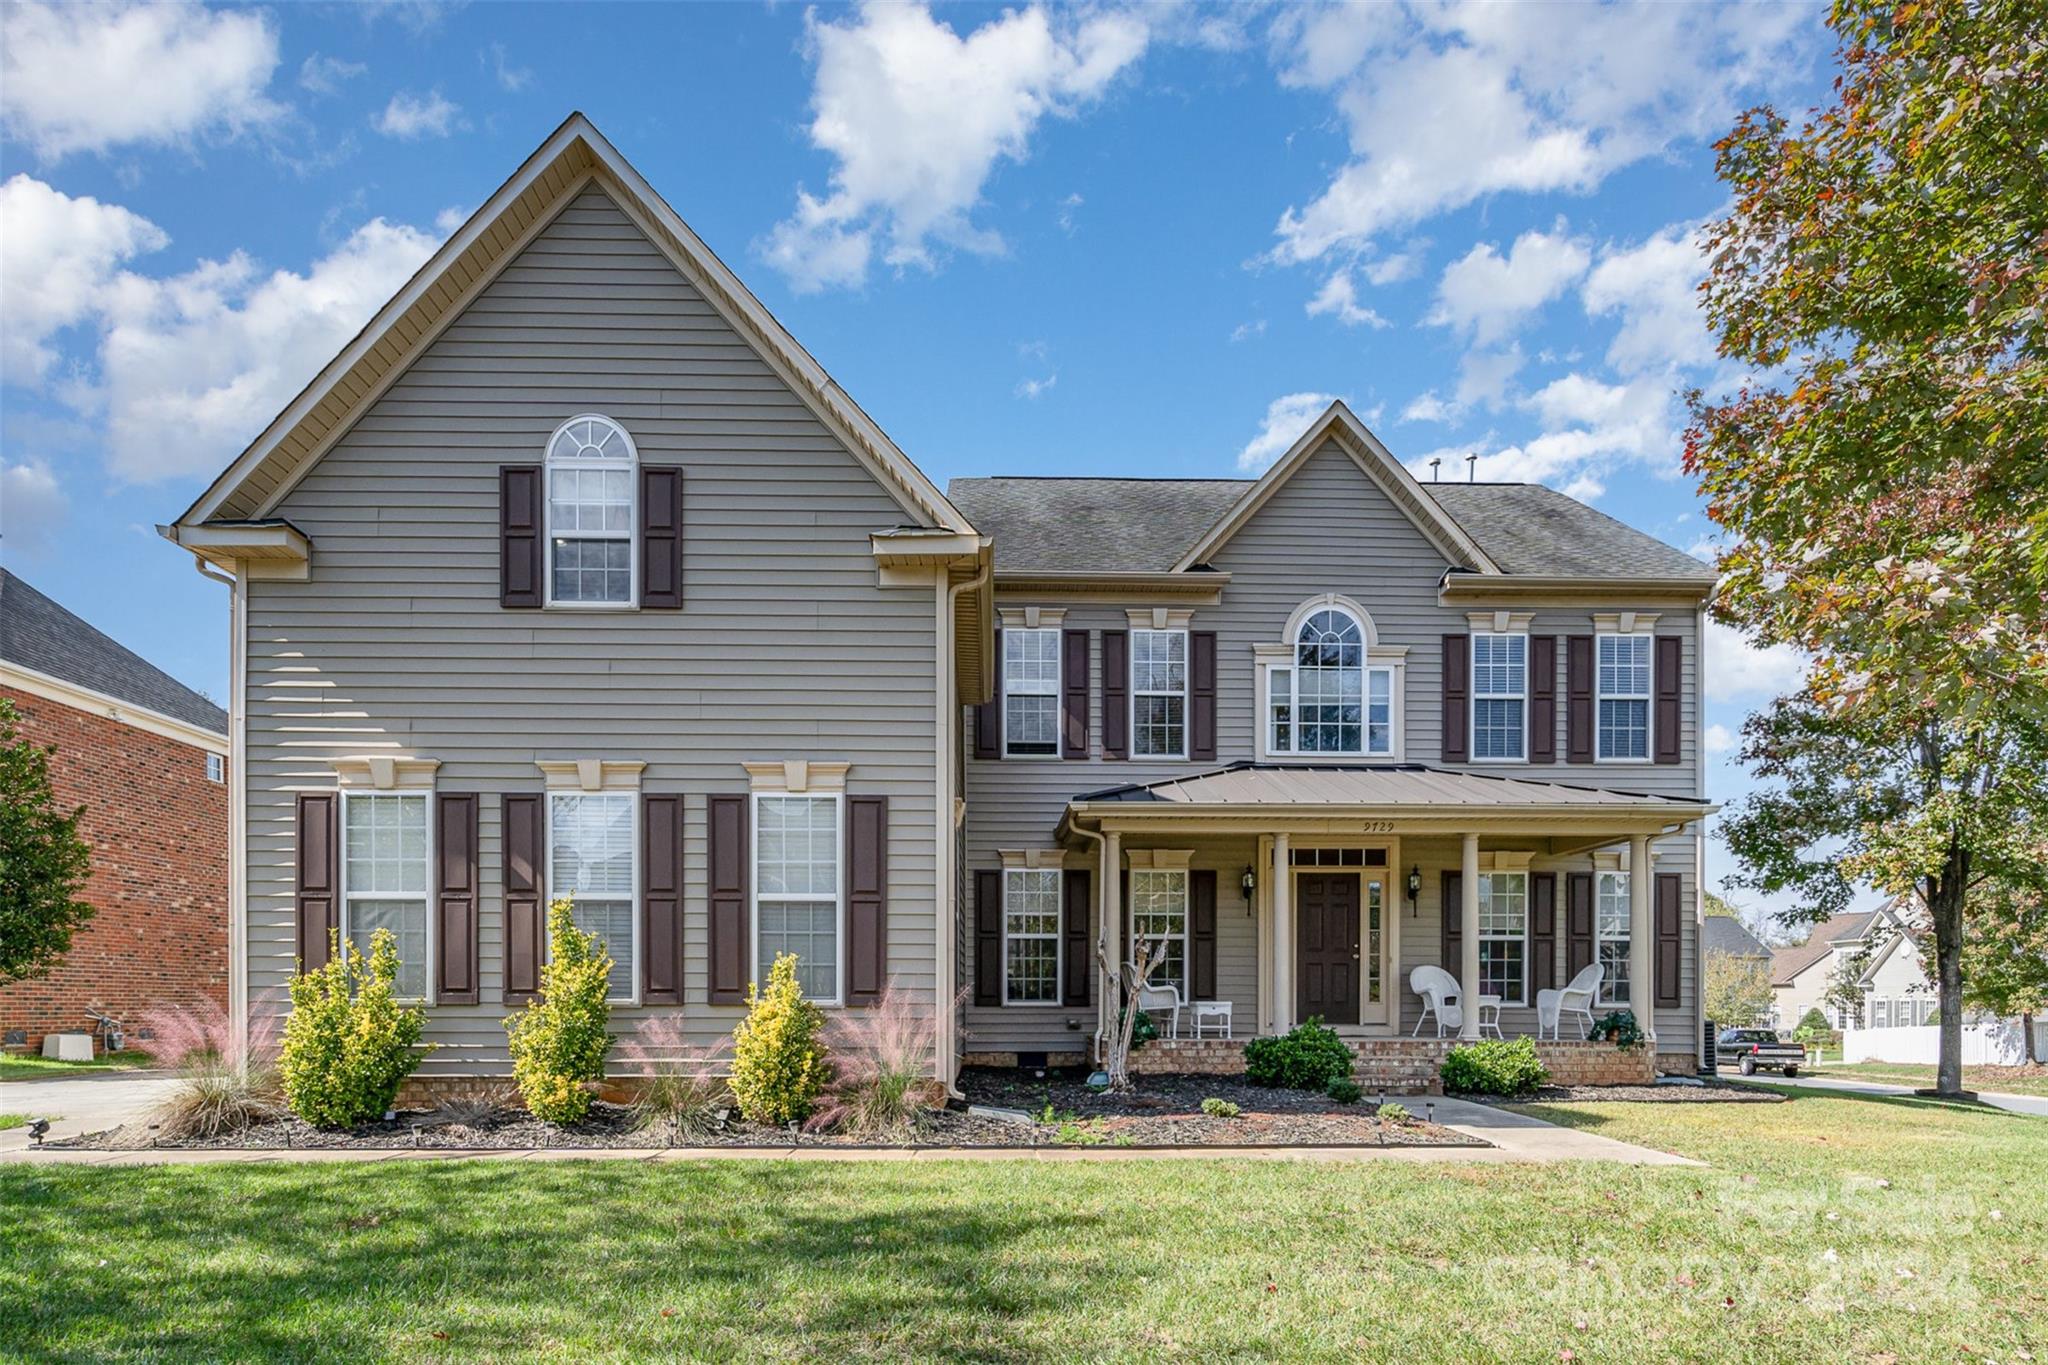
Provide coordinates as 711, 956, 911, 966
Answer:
165, 115, 1717, 1096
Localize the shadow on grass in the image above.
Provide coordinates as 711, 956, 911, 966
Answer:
1511, 1083, 2022, 1138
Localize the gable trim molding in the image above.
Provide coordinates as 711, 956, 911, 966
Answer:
0, 660, 229, 756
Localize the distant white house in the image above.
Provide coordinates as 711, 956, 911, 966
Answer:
1770, 897, 1936, 1031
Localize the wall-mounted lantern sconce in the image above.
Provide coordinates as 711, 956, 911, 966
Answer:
1240, 865, 1257, 910
1406, 864, 1422, 917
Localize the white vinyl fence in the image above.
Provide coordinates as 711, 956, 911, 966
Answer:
1844, 1017, 2045, 1066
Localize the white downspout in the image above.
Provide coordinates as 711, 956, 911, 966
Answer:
193, 557, 248, 1048
937, 549, 990, 1096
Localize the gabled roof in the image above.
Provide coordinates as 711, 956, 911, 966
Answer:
0, 569, 226, 736
1769, 909, 1882, 987
1702, 916, 1772, 961
175, 113, 968, 537
1424, 484, 1715, 581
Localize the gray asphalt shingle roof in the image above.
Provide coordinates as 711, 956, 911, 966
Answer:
1703, 916, 1772, 960
0, 569, 226, 734
945, 475, 1715, 581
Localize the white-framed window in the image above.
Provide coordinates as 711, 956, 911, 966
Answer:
753, 792, 843, 1003
1873, 998, 1893, 1028
1269, 607, 1395, 756
1597, 634, 1653, 761
205, 752, 225, 784
1477, 871, 1527, 1006
545, 413, 637, 607
547, 792, 638, 1001
341, 791, 432, 1000
1003, 868, 1062, 1005
1131, 628, 1188, 759
1002, 628, 1061, 758
1129, 868, 1189, 992
1595, 871, 1631, 1006
1471, 633, 1527, 761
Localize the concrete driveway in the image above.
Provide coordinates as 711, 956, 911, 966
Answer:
0, 1071, 180, 1151
1727, 1072, 2048, 1119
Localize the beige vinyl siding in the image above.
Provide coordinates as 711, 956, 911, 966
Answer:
244, 186, 938, 1075
963, 436, 1704, 1055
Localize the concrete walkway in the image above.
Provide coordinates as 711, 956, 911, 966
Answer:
0, 1070, 181, 1152
0, 1088, 1696, 1167
1727, 1072, 2048, 1118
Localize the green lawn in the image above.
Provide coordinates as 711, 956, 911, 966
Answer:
1801, 1059, 2048, 1098
0, 1050, 154, 1083
0, 1115, 26, 1131
2, 1091, 2041, 1362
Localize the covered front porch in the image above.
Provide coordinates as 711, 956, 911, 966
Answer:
1057, 762, 1715, 1068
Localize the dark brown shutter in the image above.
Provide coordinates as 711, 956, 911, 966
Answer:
642, 795, 684, 1005
500, 465, 543, 608
503, 793, 545, 1002
846, 795, 887, 1006
1061, 868, 1092, 1006
973, 629, 1003, 759
639, 466, 684, 609
1190, 869, 1217, 1000
1566, 636, 1594, 763
1189, 631, 1218, 763
435, 794, 480, 1004
1061, 628, 1089, 759
708, 794, 749, 1005
1529, 871, 1557, 996
1654, 635, 1682, 765
1101, 630, 1128, 759
1566, 871, 1595, 976
1441, 870, 1461, 971
1441, 634, 1469, 762
1655, 872, 1683, 1008
1529, 635, 1558, 763
294, 793, 339, 971
973, 869, 1002, 1007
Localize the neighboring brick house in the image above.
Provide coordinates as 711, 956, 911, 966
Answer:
0, 569, 229, 1052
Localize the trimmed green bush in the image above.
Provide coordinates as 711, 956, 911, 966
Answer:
729, 952, 829, 1126
1244, 1018, 1355, 1090
1325, 1076, 1363, 1105
280, 928, 432, 1128
1376, 1101, 1412, 1124
504, 899, 614, 1124
1440, 1038, 1549, 1096
1199, 1097, 1241, 1118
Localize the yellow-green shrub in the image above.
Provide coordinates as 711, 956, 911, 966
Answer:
504, 898, 614, 1123
729, 952, 828, 1125
279, 928, 432, 1128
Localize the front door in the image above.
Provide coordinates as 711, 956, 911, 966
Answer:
1296, 873, 1361, 1026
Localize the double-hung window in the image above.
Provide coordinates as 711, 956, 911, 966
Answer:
1269, 607, 1394, 756
1002, 869, 1062, 1005
1002, 628, 1061, 757
546, 414, 637, 606
1597, 635, 1652, 760
754, 793, 843, 1003
1595, 871, 1631, 1005
548, 792, 637, 1000
1471, 633, 1527, 761
1129, 869, 1189, 992
1131, 628, 1187, 759
1477, 871, 1527, 1005
341, 792, 431, 1000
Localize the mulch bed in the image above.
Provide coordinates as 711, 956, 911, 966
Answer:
55, 1070, 1478, 1151
1466, 1079, 1788, 1106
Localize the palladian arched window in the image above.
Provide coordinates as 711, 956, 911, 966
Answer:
1267, 600, 1396, 756
545, 413, 637, 605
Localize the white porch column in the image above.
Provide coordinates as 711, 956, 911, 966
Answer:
1459, 832, 1482, 1040
1271, 832, 1292, 1033
1629, 832, 1656, 1044
1101, 830, 1122, 1047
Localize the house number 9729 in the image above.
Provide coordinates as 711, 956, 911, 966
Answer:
1357, 821, 1395, 834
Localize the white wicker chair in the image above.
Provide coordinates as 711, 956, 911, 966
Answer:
1134, 975, 1184, 1040
1537, 962, 1605, 1040
1410, 965, 1464, 1038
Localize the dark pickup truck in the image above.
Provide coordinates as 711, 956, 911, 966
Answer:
1717, 1028, 1806, 1076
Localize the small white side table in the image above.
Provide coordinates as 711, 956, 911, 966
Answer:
1188, 1001, 1234, 1039
1476, 995, 1504, 1039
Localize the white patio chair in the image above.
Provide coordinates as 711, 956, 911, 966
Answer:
1537, 962, 1604, 1040
1133, 971, 1183, 1040
1410, 965, 1464, 1038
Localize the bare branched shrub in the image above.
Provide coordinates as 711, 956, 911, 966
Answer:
136, 996, 285, 1139
616, 1015, 732, 1139
805, 983, 950, 1140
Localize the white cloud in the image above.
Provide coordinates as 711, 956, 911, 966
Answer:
1230, 319, 1267, 343
94, 217, 444, 481
1582, 222, 1718, 373
0, 460, 68, 557
485, 42, 532, 93
1267, 3, 1813, 265
1428, 226, 1589, 344
1236, 392, 1336, 473
1704, 723, 1734, 755
761, 1, 1147, 292
1056, 192, 1083, 234
1402, 369, 1679, 494
1401, 391, 1455, 424
0, 175, 169, 386
1454, 344, 1525, 411
299, 53, 367, 96
1363, 248, 1423, 286
0, 1, 283, 159
373, 89, 462, 140
1015, 373, 1057, 399
1705, 619, 1806, 702
1304, 270, 1390, 328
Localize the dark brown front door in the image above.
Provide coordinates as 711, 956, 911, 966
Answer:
1296, 873, 1360, 1026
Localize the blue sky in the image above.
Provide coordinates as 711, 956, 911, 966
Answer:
0, 1, 1837, 926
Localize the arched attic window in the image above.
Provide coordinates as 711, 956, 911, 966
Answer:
545, 414, 638, 606
1266, 597, 1398, 757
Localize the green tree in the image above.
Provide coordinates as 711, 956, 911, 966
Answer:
1951, 877, 2048, 1063
1702, 953, 1776, 1029
1703, 891, 1741, 919
1687, 0, 2048, 1096
0, 699, 94, 986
